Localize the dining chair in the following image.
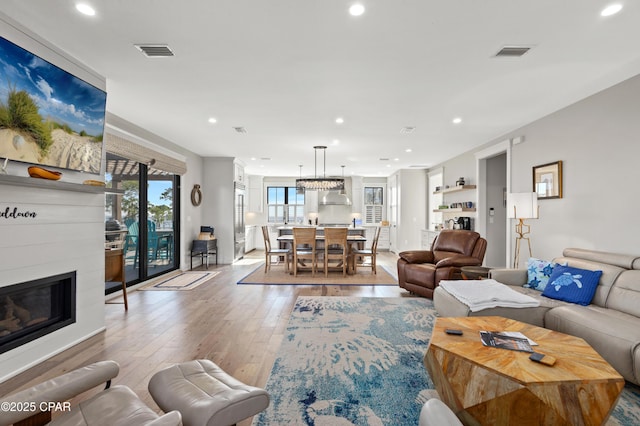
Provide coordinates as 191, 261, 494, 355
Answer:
352, 226, 381, 274
292, 227, 318, 276
323, 227, 349, 277
261, 225, 290, 272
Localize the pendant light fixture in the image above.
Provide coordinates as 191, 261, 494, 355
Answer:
296, 146, 345, 191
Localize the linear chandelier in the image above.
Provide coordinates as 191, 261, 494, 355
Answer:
295, 145, 345, 191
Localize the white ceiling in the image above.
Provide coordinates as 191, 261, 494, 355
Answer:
2, 1, 640, 177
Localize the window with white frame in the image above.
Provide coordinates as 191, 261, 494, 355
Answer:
267, 186, 305, 223
364, 186, 384, 224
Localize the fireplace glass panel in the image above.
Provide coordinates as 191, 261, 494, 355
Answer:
0, 271, 76, 354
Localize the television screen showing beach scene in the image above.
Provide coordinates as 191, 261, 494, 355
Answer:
0, 35, 106, 174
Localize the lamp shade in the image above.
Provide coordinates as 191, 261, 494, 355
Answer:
507, 192, 539, 219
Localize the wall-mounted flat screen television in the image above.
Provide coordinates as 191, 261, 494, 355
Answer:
0, 35, 106, 174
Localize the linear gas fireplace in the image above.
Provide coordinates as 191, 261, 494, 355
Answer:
0, 272, 76, 355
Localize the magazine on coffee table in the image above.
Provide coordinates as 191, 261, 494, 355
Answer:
479, 331, 534, 352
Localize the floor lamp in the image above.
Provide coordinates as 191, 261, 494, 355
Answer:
507, 192, 539, 269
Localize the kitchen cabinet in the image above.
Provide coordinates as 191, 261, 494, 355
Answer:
248, 175, 263, 213
421, 230, 439, 249
245, 225, 257, 252
234, 162, 245, 184
364, 225, 390, 250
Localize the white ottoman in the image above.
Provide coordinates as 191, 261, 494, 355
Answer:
148, 359, 269, 426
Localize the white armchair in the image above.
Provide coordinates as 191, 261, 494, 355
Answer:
0, 360, 182, 426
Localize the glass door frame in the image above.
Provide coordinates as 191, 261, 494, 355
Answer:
105, 154, 181, 294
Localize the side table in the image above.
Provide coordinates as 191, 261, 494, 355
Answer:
190, 239, 218, 270
460, 265, 491, 280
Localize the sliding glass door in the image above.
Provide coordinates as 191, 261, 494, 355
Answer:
105, 152, 180, 293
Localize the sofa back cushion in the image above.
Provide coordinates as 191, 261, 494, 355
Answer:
606, 270, 640, 317
432, 230, 480, 256
553, 256, 624, 307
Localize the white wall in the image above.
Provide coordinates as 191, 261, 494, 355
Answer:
507, 73, 640, 258
202, 157, 235, 263
394, 169, 427, 252
484, 154, 507, 267
0, 14, 108, 382
431, 73, 640, 261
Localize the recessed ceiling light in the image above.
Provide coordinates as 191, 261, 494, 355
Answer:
405, 148, 412, 153
75, 3, 96, 16
335, 117, 344, 124
349, 3, 365, 16
332, 139, 340, 145
452, 117, 462, 124
601, 3, 623, 16
208, 117, 217, 124
394, 158, 399, 161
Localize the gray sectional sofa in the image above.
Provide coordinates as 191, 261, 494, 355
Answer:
433, 248, 640, 385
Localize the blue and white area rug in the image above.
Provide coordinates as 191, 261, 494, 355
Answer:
254, 296, 640, 426
253, 297, 435, 425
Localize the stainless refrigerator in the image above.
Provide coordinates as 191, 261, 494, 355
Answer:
234, 182, 245, 260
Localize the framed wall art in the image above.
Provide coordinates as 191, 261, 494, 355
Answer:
533, 161, 563, 199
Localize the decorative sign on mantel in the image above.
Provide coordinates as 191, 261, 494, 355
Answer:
0, 206, 38, 219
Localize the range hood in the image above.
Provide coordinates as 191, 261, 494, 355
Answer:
320, 191, 352, 206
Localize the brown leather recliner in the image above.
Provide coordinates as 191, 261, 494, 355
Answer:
397, 230, 487, 299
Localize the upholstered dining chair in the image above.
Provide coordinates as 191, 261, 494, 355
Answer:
292, 227, 318, 276
323, 227, 349, 277
261, 225, 290, 272
352, 226, 381, 274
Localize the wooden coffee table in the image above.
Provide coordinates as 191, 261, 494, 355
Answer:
424, 316, 624, 426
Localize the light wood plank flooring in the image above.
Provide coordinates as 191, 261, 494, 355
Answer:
1, 251, 414, 425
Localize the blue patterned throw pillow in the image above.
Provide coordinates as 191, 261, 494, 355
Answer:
525, 258, 558, 291
541, 265, 602, 306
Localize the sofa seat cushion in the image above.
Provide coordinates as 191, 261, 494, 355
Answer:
433, 285, 565, 328
545, 305, 640, 384
50, 385, 179, 426
405, 263, 436, 286
433, 286, 550, 327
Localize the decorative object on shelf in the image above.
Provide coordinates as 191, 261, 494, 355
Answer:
27, 166, 62, 180
507, 192, 539, 268
533, 161, 563, 199
295, 146, 344, 191
456, 177, 465, 186
191, 184, 202, 206
83, 179, 105, 186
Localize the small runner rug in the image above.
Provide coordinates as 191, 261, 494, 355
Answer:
140, 271, 219, 291
253, 296, 640, 425
237, 264, 397, 285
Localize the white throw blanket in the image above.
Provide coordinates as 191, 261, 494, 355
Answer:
439, 279, 540, 312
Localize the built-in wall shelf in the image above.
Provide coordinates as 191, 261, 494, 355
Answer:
0, 174, 119, 194
433, 207, 477, 213
433, 185, 476, 195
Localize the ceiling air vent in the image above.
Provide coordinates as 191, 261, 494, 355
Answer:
233, 127, 248, 134
134, 44, 174, 57
400, 126, 416, 134
495, 46, 532, 57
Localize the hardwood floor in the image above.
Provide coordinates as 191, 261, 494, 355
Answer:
1, 250, 412, 425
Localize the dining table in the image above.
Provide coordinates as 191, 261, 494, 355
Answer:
276, 233, 367, 274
